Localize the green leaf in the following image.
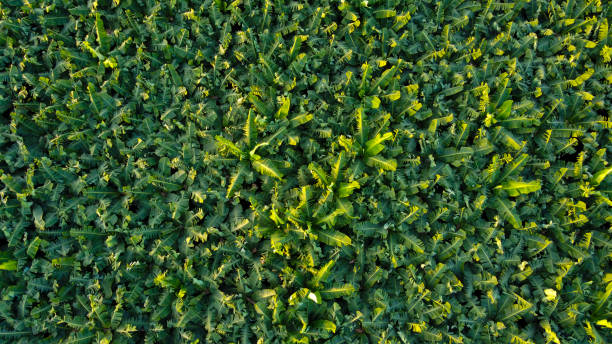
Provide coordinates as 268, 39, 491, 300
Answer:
355, 107, 367, 146
320, 284, 356, 299
366, 156, 397, 171
309, 162, 329, 186
367, 95, 381, 109
0, 260, 17, 271
336, 198, 354, 216
33, 205, 45, 231
244, 109, 256, 148
215, 135, 243, 157
496, 153, 529, 183
500, 116, 540, 129
439, 147, 474, 165
330, 152, 345, 182
290, 113, 313, 127
375, 9, 397, 18
308, 291, 322, 304
252, 159, 283, 179
337, 181, 360, 198
354, 222, 386, 238
248, 93, 272, 116
499, 294, 533, 322
27, 237, 42, 258
494, 197, 521, 229
289, 35, 305, 62
371, 63, 399, 91
95, 12, 110, 53
365, 266, 384, 288
593, 281, 612, 315
226, 164, 247, 198
277, 96, 290, 119
316, 230, 351, 246
0, 330, 31, 337
495, 100, 513, 119
592, 167, 612, 185
315, 209, 344, 226
495, 180, 541, 197
311, 260, 335, 287
253, 289, 276, 300
311, 320, 336, 334
365, 132, 393, 157
399, 233, 425, 253
500, 302, 532, 322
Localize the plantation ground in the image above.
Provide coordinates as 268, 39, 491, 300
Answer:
0, 0, 611, 343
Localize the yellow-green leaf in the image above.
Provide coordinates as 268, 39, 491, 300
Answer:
366, 156, 397, 171
542, 288, 557, 302
320, 284, 355, 298
316, 230, 351, 246
290, 112, 313, 127
375, 9, 396, 19
596, 319, 612, 329
365, 132, 393, 157
277, 96, 290, 119
0, 260, 17, 271
311, 320, 336, 333
244, 109, 256, 147
495, 180, 541, 197
311, 260, 335, 286
226, 164, 247, 198
385, 90, 401, 101
252, 159, 283, 179
337, 181, 360, 198
592, 167, 612, 185
215, 135, 243, 157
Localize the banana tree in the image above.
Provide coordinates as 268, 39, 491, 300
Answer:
280, 259, 355, 341
255, 185, 352, 255
215, 109, 288, 198
338, 107, 398, 172
308, 151, 361, 217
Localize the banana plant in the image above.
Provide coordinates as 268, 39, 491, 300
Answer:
281, 258, 355, 340
215, 109, 289, 198
283, 287, 338, 341
308, 151, 360, 217
271, 257, 354, 341
286, 185, 353, 247
338, 107, 398, 171
255, 186, 352, 252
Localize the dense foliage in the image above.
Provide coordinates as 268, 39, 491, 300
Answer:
1, 0, 611, 343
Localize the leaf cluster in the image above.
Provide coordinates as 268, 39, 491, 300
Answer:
0, 0, 611, 343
